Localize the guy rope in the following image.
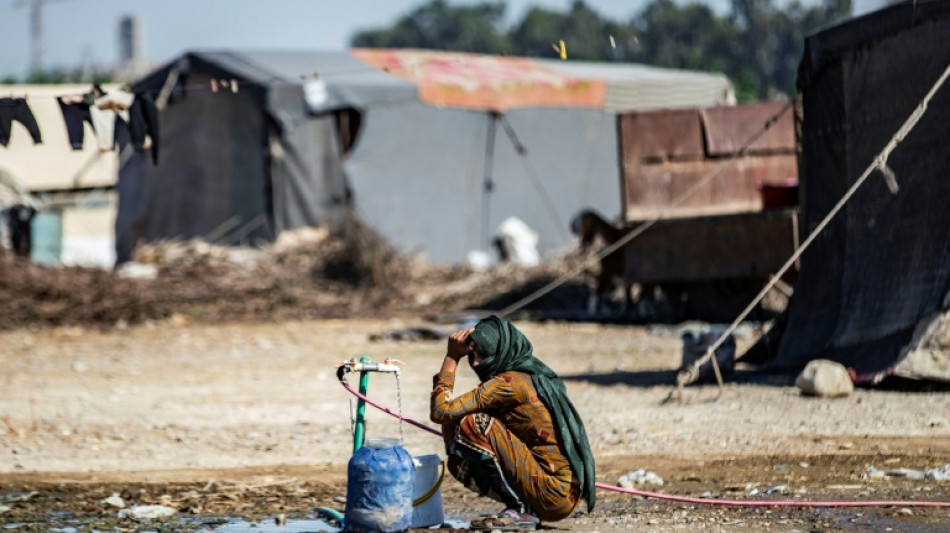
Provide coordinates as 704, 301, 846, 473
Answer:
672, 61, 950, 403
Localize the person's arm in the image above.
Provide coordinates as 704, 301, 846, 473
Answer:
430, 328, 471, 423
431, 328, 524, 423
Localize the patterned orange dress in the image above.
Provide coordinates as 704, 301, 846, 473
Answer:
431, 368, 580, 521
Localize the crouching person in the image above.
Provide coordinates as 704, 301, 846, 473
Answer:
430, 315, 596, 531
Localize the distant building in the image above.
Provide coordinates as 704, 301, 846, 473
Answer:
0, 84, 119, 267
117, 15, 148, 81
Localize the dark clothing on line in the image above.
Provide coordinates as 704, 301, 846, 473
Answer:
0, 98, 42, 146
129, 93, 160, 164
1, 205, 36, 257
57, 97, 94, 150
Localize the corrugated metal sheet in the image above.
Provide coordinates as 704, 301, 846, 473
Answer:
604, 77, 736, 112
701, 101, 796, 156
618, 101, 798, 221
623, 155, 798, 220
541, 60, 736, 112
617, 109, 704, 162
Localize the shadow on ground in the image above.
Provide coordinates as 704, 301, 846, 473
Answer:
561, 368, 799, 388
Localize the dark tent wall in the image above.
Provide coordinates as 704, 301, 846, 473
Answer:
117, 74, 272, 263
271, 112, 348, 235
117, 53, 350, 263
769, 2, 950, 379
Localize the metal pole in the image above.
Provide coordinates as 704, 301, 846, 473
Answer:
30, 0, 42, 76
352, 355, 372, 453
481, 112, 498, 250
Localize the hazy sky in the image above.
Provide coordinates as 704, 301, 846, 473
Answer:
0, 0, 887, 78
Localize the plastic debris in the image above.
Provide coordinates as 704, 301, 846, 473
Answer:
863, 465, 887, 479
102, 494, 126, 509
118, 505, 177, 521
886, 468, 926, 480
617, 469, 664, 487
925, 464, 950, 481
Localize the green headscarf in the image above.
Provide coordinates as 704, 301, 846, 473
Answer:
468, 315, 596, 512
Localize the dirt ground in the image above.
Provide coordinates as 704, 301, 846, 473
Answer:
1, 318, 948, 532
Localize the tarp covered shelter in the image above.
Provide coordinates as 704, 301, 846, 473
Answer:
756, 2, 950, 381
119, 49, 734, 264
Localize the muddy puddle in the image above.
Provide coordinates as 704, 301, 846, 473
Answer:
0, 510, 473, 533
2, 454, 947, 532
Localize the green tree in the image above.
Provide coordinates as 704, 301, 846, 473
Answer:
351, 0, 510, 54
508, 6, 567, 58
349, 0, 854, 102
509, 1, 639, 61
729, 0, 851, 98
632, 0, 741, 72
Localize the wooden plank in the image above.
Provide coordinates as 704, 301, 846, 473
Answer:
622, 210, 798, 283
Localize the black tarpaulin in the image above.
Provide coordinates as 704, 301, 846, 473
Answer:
763, 2, 950, 380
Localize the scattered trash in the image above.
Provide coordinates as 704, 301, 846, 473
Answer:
724, 482, 758, 493
102, 493, 126, 509
765, 485, 787, 494
925, 464, 950, 481
0, 504, 10, 514
886, 468, 926, 480
118, 504, 177, 521
861, 463, 950, 482
115, 262, 159, 280
4, 491, 39, 502
212, 518, 339, 532
618, 469, 664, 487
678, 326, 735, 385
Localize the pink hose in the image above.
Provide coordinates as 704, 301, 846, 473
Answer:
339, 381, 949, 508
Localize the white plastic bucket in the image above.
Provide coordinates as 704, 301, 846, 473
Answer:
411, 454, 444, 528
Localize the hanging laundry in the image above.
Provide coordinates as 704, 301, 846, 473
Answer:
91, 89, 134, 151
128, 93, 160, 164
0, 204, 36, 257
56, 95, 95, 150
0, 98, 42, 147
